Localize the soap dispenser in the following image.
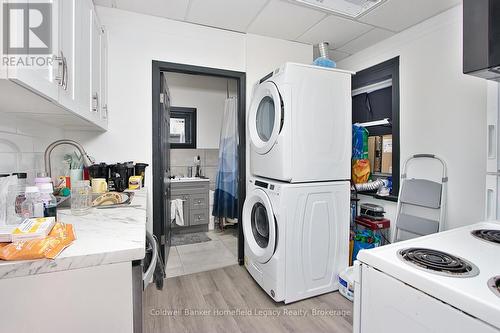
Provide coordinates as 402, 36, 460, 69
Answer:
194, 155, 202, 177
313, 42, 336, 68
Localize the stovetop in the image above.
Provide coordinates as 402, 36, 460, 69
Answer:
356, 221, 500, 330
398, 247, 479, 278
471, 229, 500, 245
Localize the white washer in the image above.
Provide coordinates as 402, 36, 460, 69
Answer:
243, 177, 350, 303
249, 62, 354, 183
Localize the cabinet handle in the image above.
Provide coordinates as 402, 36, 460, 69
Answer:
53, 52, 64, 86
92, 93, 99, 112
197, 215, 202, 220
102, 104, 108, 119
62, 53, 68, 91
196, 200, 202, 204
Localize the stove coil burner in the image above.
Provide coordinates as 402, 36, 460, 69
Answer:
471, 229, 500, 245
398, 248, 480, 278
488, 276, 500, 298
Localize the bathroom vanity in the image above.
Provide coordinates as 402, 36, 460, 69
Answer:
171, 178, 210, 232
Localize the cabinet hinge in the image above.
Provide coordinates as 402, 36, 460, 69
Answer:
160, 93, 165, 104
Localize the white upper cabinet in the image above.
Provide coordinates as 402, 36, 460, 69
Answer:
2, 0, 108, 131
6, 0, 60, 101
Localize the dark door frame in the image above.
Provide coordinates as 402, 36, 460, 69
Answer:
152, 60, 246, 265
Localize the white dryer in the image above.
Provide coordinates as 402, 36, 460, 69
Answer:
249, 62, 354, 183
243, 177, 350, 304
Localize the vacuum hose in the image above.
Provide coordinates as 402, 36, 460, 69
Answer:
352, 179, 385, 192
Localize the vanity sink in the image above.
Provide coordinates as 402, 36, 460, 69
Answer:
171, 177, 209, 182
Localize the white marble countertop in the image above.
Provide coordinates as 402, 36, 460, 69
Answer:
0, 189, 147, 280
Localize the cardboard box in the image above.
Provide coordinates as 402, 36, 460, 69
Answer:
381, 135, 393, 174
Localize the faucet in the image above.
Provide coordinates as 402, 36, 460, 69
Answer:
44, 140, 95, 177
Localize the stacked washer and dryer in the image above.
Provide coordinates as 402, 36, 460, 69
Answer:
243, 62, 354, 303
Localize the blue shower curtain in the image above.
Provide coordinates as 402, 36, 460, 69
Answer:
212, 97, 238, 219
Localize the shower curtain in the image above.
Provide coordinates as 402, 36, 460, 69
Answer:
212, 97, 238, 220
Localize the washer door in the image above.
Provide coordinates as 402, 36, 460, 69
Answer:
248, 81, 283, 154
243, 188, 277, 263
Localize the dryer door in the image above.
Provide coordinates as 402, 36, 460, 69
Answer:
248, 81, 283, 154
243, 188, 277, 263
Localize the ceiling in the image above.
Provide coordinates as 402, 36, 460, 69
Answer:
93, 0, 461, 62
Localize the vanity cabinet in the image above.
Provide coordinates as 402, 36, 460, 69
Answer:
171, 181, 209, 229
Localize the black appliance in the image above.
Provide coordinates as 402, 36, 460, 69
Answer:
463, 0, 500, 80
108, 163, 128, 192
89, 163, 109, 181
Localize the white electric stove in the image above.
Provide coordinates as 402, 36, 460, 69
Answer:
353, 221, 500, 333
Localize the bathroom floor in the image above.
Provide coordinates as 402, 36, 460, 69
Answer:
166, 227, 238, 278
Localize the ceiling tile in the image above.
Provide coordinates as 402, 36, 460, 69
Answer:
329, 49, 351, 62
247, 0, 326, 40
297, 15, 372, 48
336, 27, 393, 54
358, 0, 461, 32
186, 0, 269, 32
115, 0, 190, 21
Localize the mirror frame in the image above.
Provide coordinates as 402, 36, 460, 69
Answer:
170, 107, 197, 149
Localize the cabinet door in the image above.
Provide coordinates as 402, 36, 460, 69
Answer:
90, 9, 101, 123
487, 81, 499, 173
7, 0, 60, 101
170, 194, 190, 228
99, 27, 108, 125
74, 0, 92, 118
58, 0, 76, 110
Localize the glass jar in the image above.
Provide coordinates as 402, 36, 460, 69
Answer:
21, 186, 44, 219
71, 181, 92, 216
6, 185, 25, 225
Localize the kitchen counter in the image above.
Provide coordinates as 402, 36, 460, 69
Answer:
0, 189, 147, 280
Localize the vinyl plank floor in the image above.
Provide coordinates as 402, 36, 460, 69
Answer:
144, 265, 353, 333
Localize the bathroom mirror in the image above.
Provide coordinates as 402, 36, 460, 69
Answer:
170, 107, 197, 149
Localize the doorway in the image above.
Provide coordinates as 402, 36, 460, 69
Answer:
152, 61, 246, 276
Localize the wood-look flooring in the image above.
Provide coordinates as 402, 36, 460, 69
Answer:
144, 265, 353, 333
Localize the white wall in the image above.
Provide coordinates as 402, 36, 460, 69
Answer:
340, 5, 487, 231
166, 73, 237, 149
65, 7, 312, 231
0, 114, 67, 182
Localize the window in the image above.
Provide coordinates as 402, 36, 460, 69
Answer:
170, 107, 197, 149
352, 57, 400, 200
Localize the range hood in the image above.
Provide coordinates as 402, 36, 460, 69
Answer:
291, 0, 386, 18
463, 0, 500, 81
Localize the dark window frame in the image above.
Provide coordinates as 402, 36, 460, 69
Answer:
170, 107, 197, 149
352, 57, 400, 200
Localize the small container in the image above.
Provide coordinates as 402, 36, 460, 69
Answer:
187, 166, 193, 178
71, 181, 92, 216
91, 178, 108, 194
338, 266, 354, 302
34, 177, 52, 190
70, 168, 83, 188
39, 183, 57, 218
6, 185, 25, 225
21, 186, 44, 219
134, 163, 149, 186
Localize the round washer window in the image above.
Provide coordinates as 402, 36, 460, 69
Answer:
256, 96, 275, 142
251, 202, 270, 248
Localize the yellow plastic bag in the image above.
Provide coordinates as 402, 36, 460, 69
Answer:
0, 223, 76, 261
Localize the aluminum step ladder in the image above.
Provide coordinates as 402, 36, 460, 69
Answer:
393, 154, 448, 242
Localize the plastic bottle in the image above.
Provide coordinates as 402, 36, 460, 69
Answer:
39, 183, 57, 218
21, 186, 44, 218
313, 42, 336, 68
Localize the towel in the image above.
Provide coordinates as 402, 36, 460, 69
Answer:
170, 199, 184, 226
